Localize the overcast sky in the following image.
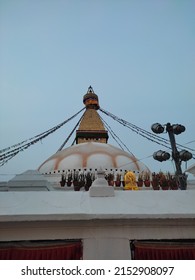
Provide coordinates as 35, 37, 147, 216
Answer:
0, 0, 195, 181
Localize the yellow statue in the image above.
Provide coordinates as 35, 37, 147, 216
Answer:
124, 171, 139, 190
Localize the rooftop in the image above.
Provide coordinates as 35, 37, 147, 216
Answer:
0, 190, 195, 222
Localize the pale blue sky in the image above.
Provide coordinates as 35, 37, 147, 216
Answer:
0, 0, 195, 180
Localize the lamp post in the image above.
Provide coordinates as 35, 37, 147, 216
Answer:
151, 122, 192, 190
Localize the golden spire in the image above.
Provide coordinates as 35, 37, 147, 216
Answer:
76, 86, 108, 144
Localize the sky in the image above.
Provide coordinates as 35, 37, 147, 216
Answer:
0, 0, 195, 181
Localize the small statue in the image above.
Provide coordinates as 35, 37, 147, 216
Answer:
124, 171, 139, 190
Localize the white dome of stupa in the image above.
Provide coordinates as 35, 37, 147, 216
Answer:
38, 142, 149, 175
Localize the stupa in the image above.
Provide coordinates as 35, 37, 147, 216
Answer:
38, 86, 150, 183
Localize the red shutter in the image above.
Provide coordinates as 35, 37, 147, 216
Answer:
133, 241, 195, 260
0, 241, 82, 260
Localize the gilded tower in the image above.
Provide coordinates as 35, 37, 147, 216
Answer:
75, 86, 109, 144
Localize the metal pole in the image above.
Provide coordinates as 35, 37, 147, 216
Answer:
166, 123, 187, 190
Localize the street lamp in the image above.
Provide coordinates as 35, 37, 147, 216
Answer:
153, 150, 170, 162
151, 123, 164, 134
151, 122, 192, 190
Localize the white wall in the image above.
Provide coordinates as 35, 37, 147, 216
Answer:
0, 191, 195, 259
